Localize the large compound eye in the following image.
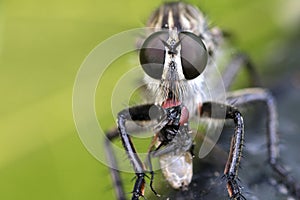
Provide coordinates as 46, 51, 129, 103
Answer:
139, 31, 168, 79
180, 32, 208, 80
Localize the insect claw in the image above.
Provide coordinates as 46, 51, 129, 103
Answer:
149, 171, 160, 197
150, 186, 160, 197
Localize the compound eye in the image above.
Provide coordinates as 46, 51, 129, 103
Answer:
180, 32, 208, 80
139, 31, 168, 79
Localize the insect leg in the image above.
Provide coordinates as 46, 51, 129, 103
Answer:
106, 104, 165, 200
226, 87, 300, 198
222, 53, 261, 90
105, 123, 157, 200
105, 129, 126, 200
200, 102, 245, 199
145, 134, 161, 197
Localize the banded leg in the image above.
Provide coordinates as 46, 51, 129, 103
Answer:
105, 104, 165, 200
222, 53, 261, 90
226, 88, 300, 198
200, 102, 245, 199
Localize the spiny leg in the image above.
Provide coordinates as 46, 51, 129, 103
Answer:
145, 134, 161, 197
105, 104, 166, 200
222, 53, 261, 91
226, 88, 300, 198
200, 102, 245, 199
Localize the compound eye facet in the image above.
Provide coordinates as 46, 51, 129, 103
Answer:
139, 31, 168, 79
180, 32, 208, 80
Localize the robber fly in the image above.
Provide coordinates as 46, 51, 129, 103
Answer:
104, 2, 300, 200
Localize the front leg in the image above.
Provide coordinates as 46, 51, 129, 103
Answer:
117, 104, 165, 200
201, 102, 245, 199
226, 88, 300, 198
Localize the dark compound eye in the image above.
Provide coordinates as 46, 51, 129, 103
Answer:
139, 31, 168, 79
180, 32, 208, 80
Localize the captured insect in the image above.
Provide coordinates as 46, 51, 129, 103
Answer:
104, 2, 300, 200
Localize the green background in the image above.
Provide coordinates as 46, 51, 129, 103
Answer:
1, 0, 299, 199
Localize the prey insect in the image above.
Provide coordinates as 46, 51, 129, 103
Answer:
104, 2, 300, 200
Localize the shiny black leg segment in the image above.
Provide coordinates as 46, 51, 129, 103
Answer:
105, 128, 148, 200
201, 102, 245, 199
226, 88, 300, 198
106, 104, 165, 200
222, 53, 261, 90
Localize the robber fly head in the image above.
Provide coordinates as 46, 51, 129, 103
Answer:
138, 2, 220, 113
140, 29, 208, 105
